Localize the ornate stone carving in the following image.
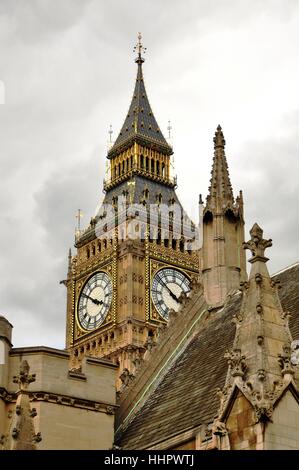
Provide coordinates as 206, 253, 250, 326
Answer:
106, 406, 114, 415
119, 368, 135, 390
252, 399, 273, 422
29, 408, 37, 418
132, 350, 143, 373
13, 360, 36, 390
32, 432, 42, 443
256, 303, 263, 315
224, 349, 247, 378
243, 223, 272, 262
291, 340, 299, 366
11, 428, 19, 439
144, 336, 156, 352
278, 345, 295, 377
212, 420, 228, 436
239, 281, 249, 291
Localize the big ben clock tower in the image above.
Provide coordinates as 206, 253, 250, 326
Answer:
65, 34, 199, 382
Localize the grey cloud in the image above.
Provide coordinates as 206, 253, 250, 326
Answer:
231, 109, 299, 273
0, 0, 93, 43
34, 147, 104, 256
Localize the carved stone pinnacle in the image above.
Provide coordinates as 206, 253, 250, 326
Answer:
12, 360, 36, 391
213, 125, 226, 148
243, 223, 272, 263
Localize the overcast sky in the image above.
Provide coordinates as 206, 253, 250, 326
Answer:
1, 0, 299, 348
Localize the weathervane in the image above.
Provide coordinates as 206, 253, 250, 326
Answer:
133, 32, 146, 63
108, 124, 113, 143
167, 120, 172, 139
76, 209, 83, 232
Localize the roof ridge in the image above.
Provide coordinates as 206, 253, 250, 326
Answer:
272, 260, 299, 277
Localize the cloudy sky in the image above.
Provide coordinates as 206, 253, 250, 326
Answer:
1, 0, 299, 348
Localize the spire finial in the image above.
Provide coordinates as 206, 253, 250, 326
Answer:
243, 223, 272, 264
76, 209, 83, 232
108, 124, 113, 143
213, 124, 225, 149
134, 32, 146, 64
167, 120, 172, 139
206, 124, 234, 206
13, 360, 36, 391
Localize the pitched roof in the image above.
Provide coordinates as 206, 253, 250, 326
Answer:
274, 261, 299, 339
108, 57, 172, 158
116, 262, 299, 449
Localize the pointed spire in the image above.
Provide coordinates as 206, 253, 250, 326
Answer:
214, 225, 296, 427
108, 34, 172, 158
213, 124, 226, 148
206, 125, 234, 208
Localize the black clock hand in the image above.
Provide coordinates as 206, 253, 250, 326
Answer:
98, 294, 111, 306
159, 278, 180, 302
81, 293, 100, 305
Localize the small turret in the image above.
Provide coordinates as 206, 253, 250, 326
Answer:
202, 125, 247, 306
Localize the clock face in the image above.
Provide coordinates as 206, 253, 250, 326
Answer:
77, 272, 113, 331
151, 268, 191, 320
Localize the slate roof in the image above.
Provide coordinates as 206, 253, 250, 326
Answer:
76, 174, 196, 247
274, 262, 299, 340
117, 261, 299, 449
103, 175, 180, 206
108, 59, 172, 157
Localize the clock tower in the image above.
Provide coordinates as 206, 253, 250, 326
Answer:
65, 35, 199, 383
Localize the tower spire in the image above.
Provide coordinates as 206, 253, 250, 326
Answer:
108, 34, 172, 159
202, 125, 247, 306
207, 125, 234, 209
